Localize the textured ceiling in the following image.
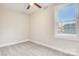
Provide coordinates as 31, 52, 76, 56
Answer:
0, 3, 53, 14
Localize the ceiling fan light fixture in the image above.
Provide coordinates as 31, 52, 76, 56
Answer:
26, 3, 42, 9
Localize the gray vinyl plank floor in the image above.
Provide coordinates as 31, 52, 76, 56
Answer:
0, 41, 72, 56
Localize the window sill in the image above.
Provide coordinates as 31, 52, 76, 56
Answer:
55, 34, 78, 41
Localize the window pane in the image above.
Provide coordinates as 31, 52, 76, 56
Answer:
63, 23, 76, 34
57, 4, 76, 34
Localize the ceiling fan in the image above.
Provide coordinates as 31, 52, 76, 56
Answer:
26, 3, 42, 9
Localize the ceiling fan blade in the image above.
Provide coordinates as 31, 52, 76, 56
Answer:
27, 4, 30, 9
34, 3, 42, 8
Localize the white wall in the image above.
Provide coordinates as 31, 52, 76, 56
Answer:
30, 5, 55, 43
30, 4, 79, 53
0, 7, 29, 46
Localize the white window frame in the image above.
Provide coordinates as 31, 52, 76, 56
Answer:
54, 4, 79, 41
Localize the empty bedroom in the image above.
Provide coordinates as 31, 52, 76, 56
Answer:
0, 3, 79, 56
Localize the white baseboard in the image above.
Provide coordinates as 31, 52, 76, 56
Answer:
31, 40, 76, 56
0, 39, 29, 48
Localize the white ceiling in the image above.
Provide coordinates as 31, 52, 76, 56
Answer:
0, 3, 53, 14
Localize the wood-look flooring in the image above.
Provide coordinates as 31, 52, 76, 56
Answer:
0, 41, 71, 56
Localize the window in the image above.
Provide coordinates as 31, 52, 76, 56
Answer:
56, 4, 76, 35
